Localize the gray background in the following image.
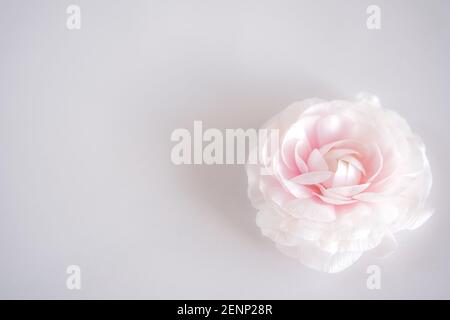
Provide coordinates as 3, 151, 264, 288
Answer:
0, 0, 449, 299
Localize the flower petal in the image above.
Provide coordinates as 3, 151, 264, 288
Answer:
295, 143, 309, 173
352, 192, 387, 202
291, 171, 333, 185
307, 149, 329, 172
316, 194, 357, 205
403, 208, 434, 230
340, 155, 366, 175
276, 241, 363, 273
284, 198, 336, 222
370, 232, 397, 258
327, 183, 371, 197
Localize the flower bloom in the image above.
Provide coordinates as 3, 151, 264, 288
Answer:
246, 93, 433, 273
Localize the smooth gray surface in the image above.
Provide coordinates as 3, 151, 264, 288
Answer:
0, 0, 449, 299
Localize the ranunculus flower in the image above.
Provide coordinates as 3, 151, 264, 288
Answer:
246, 93, 433, 273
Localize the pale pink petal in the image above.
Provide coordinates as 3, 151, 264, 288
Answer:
280, 138, 299, 171
316, 114, 345, 145
316, 184, 352, 201
273, 153, 312, 199
316, 194, 357, 205
282, 180, 313, 199
295, 144, 309, 173
326, 148, 360, 161
273, 152, 297, 180
307, 149, 329, 172
291, 171, 333, 185
352, 192, 387, 202
281, 116, 319, 164
327, 183, 371, 197
319, 139, 365, 155
259, 176, 296, 206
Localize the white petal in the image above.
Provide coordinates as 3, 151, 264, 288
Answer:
284, 198, 336, 222
256, 208, 298, 246
256, 208, 284, 230
370, 232, 397, 258
340, 155, 366, 175
332, 160, 362, 187
371, 203, 399, 224
276, 241, 362, 273
404, 208, 434, 230
285, 222, 324, 241
337, 231, 384, 253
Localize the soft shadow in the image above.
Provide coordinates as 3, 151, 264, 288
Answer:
171, 71, 341, 245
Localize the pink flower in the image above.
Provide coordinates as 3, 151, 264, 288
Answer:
246, 93, 433, 273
